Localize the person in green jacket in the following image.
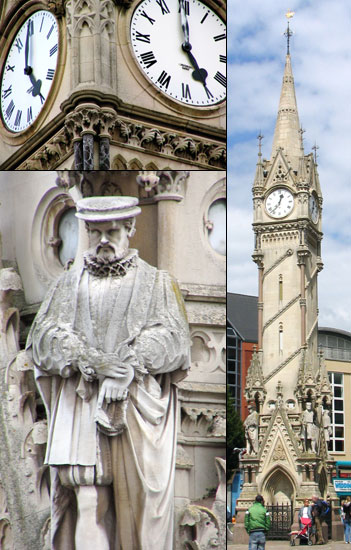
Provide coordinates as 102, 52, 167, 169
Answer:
245, 495, 271, 549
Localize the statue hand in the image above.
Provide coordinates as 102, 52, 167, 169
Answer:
97, 378, 129, 407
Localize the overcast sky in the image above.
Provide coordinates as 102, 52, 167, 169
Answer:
228, 0, 351, 332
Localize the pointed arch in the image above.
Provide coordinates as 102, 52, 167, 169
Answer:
261, 464, 297, 506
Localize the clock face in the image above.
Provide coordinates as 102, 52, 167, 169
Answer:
309, 194, 319, 224
0, 10, 59, 133
265, 188, 294, 219
130, 0, 226, 107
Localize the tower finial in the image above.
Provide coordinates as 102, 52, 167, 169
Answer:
284, 10, 295, 55
257, 132, 264, 157
312, 142, 319, 164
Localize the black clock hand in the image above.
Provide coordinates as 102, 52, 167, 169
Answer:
28, 72, 45, 103
179, 0, 190, 44
24, 20, 32, 75
271, 194, 284, 213
182, 42, 208, 85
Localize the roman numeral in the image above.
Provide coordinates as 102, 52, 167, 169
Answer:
135, 31, 151, 43
40, 16, 44, 32
157, 70, 171, 90
47, 24, 54, 40
205, 86, 213, 99
219, 55, 226, 63
140, 10, 155, 24
6, 65, 15, 72
156, 0, 170, 15
200, 12, 209, 24
213, 33, 226, 42
50, 44, 58, 57
140, 51, 157, 68
28, 19, 34, 36
15, 38, 23, 53
14, 109, 22, 127
27, 106, 33, 123
178, 0, 189, 15
182, 83, 191, 99
46, 69, 55, 80
39, 93, 45, 104
2, 85, 12, 100
214, 71, 226, 87
5, 100, 15, 119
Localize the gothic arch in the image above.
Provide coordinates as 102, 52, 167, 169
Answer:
261, 465, 297, 506
318, 467, 328, 499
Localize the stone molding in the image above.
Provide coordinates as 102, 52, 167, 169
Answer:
17, 106, 226, 170
262, 248, 293, 280
262, 293, 300, 333
263, 347, 301, 384
181, 406, 225, 439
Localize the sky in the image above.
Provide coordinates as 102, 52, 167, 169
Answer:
227, 0, 351, 332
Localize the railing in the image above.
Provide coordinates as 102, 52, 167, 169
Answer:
266, 504, 293, 540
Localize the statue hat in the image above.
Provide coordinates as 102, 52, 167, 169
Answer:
76, 196, 141, 222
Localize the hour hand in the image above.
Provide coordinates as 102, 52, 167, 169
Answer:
182, 42, 208, 85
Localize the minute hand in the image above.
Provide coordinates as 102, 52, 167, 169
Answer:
182, 41, 208, 85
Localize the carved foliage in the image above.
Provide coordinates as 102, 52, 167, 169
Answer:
181, 407, 225, 438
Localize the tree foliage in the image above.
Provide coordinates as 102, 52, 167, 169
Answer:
227, 388, 245, 479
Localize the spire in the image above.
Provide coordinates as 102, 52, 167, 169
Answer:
271, 14, 301, 169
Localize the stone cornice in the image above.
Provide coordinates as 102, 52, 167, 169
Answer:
1, 92, 225, 170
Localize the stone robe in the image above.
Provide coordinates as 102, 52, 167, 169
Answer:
27, 256, 190, 549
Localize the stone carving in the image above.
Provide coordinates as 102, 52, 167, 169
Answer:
245, 348, 266, 405
300, 402, 318, 453
322, 408, 332, 451
181, 407, 225, 438
0, 268, 23, 360
272, 440, 287, 461
19, 112, 225, 170
5, 350, 36, 426
26, 196, 190, 549
244, 405, 259, 455
136, 170, 160, 192
180, 457, 226, 550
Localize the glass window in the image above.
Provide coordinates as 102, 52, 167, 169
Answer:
227, 324, 241, 414
329, 372, 345, 453
207, 199, 226, 256
58, 208, 79, 266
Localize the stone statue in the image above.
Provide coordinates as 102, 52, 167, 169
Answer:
26, 196, 190, 550
300, 402, 319, 453
244, 405, 259, 455
322, 408, 332, 451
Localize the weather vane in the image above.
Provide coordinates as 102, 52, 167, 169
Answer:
257, 132, 264, 156
284, 9, 295, 55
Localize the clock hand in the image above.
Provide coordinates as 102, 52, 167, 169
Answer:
182, 41, 208, 85
24, 19, 32, 76
179, 0, 190, 44
28, 72, 45, 103
271, 194, 284, 213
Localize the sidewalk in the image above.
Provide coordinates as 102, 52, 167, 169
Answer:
227, 541, 349, 550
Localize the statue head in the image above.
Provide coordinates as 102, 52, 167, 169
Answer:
306, 402, 312, 411
76, 196, 141, 262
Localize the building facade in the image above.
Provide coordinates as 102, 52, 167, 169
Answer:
0, 169, 226, 549
0, 0, 226, 171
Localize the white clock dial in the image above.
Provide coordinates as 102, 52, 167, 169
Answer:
309, 194, 319, 224
266, 188, 294, 219
1, 10, 59, 133
130, 0, 226, 107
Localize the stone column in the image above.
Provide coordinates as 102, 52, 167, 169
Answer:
154, 171, 189, 272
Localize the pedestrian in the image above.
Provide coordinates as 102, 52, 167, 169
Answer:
343, 496, 351, 543
298, 498, 313, 535
245, 495, 271, 549
311, 494, 328, 545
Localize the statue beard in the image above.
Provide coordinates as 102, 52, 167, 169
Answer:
84, 245, 136, 278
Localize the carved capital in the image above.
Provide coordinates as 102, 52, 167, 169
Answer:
155, 171, 190, 201
136, 170, 160, 192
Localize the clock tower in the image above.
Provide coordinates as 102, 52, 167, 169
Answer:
235, 19, 341, 542
0, 0, 225, 170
